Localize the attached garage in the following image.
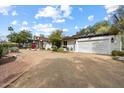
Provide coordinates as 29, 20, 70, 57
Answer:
77, 39, 110, 54
75, 35, 122, 54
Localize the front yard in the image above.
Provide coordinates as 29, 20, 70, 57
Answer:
1, 49, 124, 88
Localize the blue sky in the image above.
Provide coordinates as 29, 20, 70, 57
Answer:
0, 5, 120, 38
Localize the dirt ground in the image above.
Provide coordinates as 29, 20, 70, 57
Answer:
6, 49, 124, 88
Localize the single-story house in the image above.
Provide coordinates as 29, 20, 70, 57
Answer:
34, 36, 52, 49
27, 36, 52, 49
28, 33, 122, 55
61, 33, 122, 54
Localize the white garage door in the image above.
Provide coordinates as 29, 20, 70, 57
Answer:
77, 39, 110, 54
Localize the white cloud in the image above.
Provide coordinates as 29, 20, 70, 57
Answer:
20, 26, 30, 31
35, 32, 40, 36
84, 25, 88, 29
0, 5, 11, 15
104, 5, 120, 14
35, 5, 72, 23
63, 28, 68, 32
53, 19, 65, 23
11, 10, 18, 16
32, 23, 68, 35
88, 15, 94, 21
32, 23, 57, 33
11, 20, 17, 25
79, 8, 83, 11
22, 21, 28, 25
74, 25, 79, 29
104, 15, 112, 21
35, 6, 60, 19
60, 5, 72, 18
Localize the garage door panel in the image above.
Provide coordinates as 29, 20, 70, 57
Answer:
78, 39, 110, 54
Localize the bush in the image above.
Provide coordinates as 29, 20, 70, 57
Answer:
1, 42, 18, 47
42, 48, 45, 50
112, 50, 124, 56
0, 42, 19, 58
47, 48, 51, 50
52, 45, 58, 51
10, 47, 19, 53
0, 45, 3, 58
27, 43, 32, 49
2, 47, 9, 56
57, 47, 64, 52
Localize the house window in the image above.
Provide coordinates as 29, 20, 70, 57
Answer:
63, 41, 67, 46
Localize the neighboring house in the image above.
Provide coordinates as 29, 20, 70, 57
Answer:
61, 33, 122, 54
28, 36, 52, 49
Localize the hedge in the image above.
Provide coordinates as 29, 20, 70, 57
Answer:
0, 42, 18, 47
112, 50, 124, 56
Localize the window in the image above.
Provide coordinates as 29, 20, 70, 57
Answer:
63, 41, 67, 45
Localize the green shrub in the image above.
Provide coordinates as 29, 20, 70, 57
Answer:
2, 47, 9, 56
0, 45, 3, 58
112, 50, 124, 56
52, 45, 58, 51
1, 42, 17, 47
57, 47, 64, 52
47, 48, 51, 50
10, 47, 19, 52
42, 48, 45, 50
0, 42, 18, 58
27, 43, 32, 49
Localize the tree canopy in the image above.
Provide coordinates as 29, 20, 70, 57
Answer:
49, 30, 63, 48
7, 27, 32, 43
76, 20, 121, 35
111, 6, 124, 32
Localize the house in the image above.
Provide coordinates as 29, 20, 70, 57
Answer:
61, 33, 122, 54
34, 36, 52, 49
28, 33, 122, 55
27, 36, 52, 49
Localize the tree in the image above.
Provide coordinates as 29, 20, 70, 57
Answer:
8, 26, 14, 33
92, 21, 111, 34
77, 21, 111, 35
109, 25, 120, 35
111, 6, 124, 31
18, 30, 32, 43
7, 32, 18, 42
7, 30, 32, 44
49, 30, 63, 48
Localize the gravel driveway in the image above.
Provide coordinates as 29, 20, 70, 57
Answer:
7, 50, 124, 88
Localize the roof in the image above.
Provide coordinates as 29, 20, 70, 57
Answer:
62, 33, 111, 40
35, 36, 49, 41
